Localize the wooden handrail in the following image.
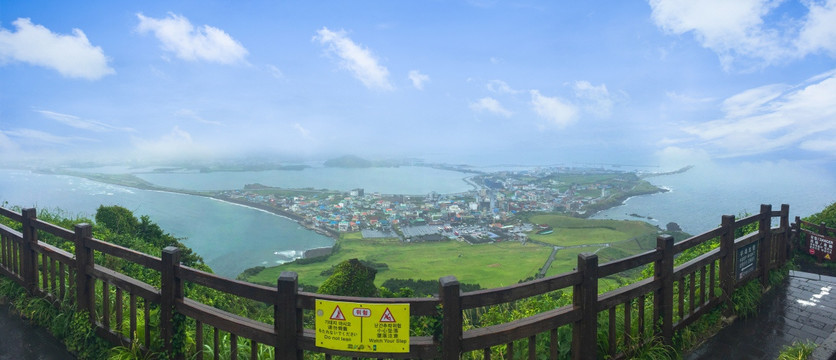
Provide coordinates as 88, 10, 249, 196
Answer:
0, 204, 794, 359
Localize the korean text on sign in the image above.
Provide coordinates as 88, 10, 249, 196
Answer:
315, 299, 410, 353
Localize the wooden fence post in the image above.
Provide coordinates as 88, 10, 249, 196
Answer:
779, 204, 790, 265
20, 208, 38, 294
161, 246, 182, 358
758, 204, 772, 287
719, 215, 735, 316
654, 235, 674, 345
277, 271, 302, 360
73, 223, 95, 316
572, 253, 598, 360
794, 216, 802, 253
440, 275, 462, 360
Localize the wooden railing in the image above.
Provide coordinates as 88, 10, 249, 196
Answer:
0, 204, 793, 359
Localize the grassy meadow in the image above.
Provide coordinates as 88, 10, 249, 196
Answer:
527, 215, 659, 247
247, 232, 553, 288
245, 214, 667, 291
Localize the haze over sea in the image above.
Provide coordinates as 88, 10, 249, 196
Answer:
1, 160, 834, 278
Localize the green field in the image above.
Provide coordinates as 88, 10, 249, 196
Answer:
528, 215, 659, 247
245, 215, 665, 291
246, 233, 553, 289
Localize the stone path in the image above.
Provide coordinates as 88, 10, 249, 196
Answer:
0, 302, 75, 359
685, 270, 836, 360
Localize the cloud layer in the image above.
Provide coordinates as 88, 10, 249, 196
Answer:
649, 0, 836, 70
530, 90, 579, 128
314, 27, 393, 91
408, 70, 430, 90
0, 18, 114, 79
680, 69, 836, 157
470, 97, 512, 117
136, 13, 248, 64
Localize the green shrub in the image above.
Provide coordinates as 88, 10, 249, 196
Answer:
777, 340, 816, 360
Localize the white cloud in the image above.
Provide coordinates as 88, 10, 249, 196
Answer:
266, 64, 284, 79
470, 97, 512, 117
408, 70, 430, 90
131, 126, 213, 161
175, 109, 222, 126
649, 0, 836, 70
720, 84, 788, 118
0, 131, 19, 153
797, 0, 836, 56
681, 70, 836, 157
0, 18, 114, 80
800, 138, 836, 152
36, 110, 134, 132
649, 0, 790, 69
313, 27, 393, 91
293, 123, 313, 140
487, 80, 519, 94
136, 13, 248, 64
529, 90, 579, 128
5, 128, 95, 145
573, 81, 613, 118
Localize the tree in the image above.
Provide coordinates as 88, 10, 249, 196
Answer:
317, 258, 379, 297
95, 205, 138, 235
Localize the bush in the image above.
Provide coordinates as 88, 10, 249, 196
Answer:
317, 259, 379, 297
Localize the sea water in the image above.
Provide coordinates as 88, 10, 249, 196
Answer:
0, 169, 334, 277
592, 161, 836, 234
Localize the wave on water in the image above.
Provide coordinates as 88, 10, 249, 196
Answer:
272, 250, 303, 263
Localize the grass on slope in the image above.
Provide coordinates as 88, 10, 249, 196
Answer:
528, 214, 659, 247
247, 232, 553, 289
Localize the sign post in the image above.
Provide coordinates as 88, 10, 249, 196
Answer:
807, 230, 836, 262
315, 299, 410, 353
736, 241, 758, 280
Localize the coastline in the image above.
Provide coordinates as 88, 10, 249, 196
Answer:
207, 194, 340, 240
45, 167, 675, 261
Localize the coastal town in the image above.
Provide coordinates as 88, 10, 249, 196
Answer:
213, 166, 667, 245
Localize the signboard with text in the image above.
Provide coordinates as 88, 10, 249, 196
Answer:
736, 241, 758, 280
805, 229, 836, 262
315, 299, 410, 353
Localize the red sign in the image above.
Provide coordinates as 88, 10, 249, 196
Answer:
806, 230, 836, 262
379, 308, 396, 323
330, 306, 346, 321
353, 308, 371, 317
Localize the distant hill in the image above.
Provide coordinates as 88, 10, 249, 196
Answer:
324, 155, 373, 168
324, 155, 407, 168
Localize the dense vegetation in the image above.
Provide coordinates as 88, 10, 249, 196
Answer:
3, 201, 834, 359
0, 205, 275, 359
804, 201, 836, 228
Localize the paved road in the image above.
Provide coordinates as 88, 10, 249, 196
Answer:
0, 302, 75, 360
685, 270, 836, 360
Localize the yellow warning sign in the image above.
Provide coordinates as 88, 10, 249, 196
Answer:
315, 299, 409, 353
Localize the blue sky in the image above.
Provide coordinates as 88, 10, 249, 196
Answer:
1, 0, 835, 168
